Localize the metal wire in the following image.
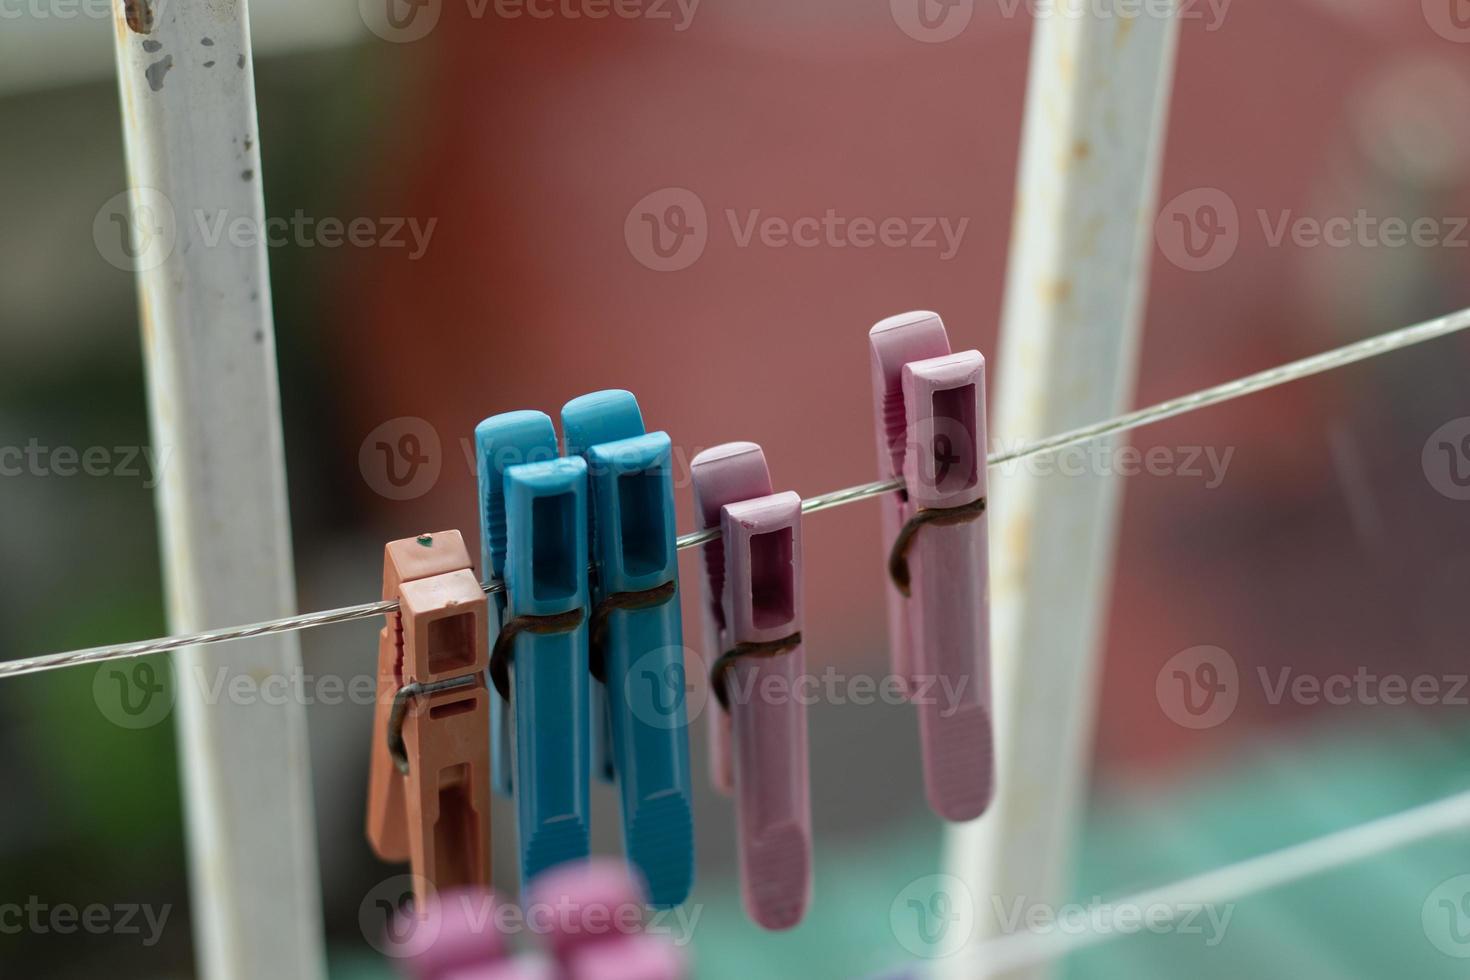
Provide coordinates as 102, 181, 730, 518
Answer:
4, 304, 1468, 682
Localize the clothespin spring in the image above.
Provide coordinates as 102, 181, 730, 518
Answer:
488, 608, 586, 702
386, 674, 482, 775
887, 496, 988, 597
708, 632, 804, 713
587, 580, 679, 683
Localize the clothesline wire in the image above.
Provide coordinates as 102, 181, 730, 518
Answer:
960, 785, 1470, 975
3, 304, 1468, 682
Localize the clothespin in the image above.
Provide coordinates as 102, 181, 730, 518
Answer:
394, 887, 510, 980
527, 860, 688, 980
691, 442, 811, 931
557, 390, 648, 788
367, 530, 493, 911
492, 439, 593, 887
868, 311, 993, 822
561, 391, 694, 909
475, 412, 561, 799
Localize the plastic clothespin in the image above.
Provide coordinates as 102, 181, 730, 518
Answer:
869, 311, 994, 822
367, 530, 493, 911
393, 886, 554, 980
691, 443, 812, 931
561, 391, 695, 909
527, 860, 688, 980
560, 392, 644, 789
493, 446, 593, 888
475, 412, 562, 799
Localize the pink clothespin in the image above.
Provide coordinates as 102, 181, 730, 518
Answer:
691, 443, 812, 931
527, 860, 687, 980
393, 887, 544, 980
869, 311, 994, 822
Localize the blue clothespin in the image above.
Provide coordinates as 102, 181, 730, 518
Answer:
474, 411, 559, 798
562, 391, 694, 907
494, 452, 592, 887
561, 391, 647, 787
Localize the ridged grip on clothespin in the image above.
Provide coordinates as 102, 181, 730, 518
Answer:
477, 412, 562, 799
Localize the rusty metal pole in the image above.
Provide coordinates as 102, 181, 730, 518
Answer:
109, 1, 326, 976
943, 6, 1182, 979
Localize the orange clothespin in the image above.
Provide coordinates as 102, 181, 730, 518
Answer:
367, 530, 493, 909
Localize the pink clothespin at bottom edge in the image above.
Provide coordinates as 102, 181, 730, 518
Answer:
691, 442, 813, 931
526, 860, 687, 980
869, 311, 994, 823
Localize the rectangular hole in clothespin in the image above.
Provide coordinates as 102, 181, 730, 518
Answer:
533, 492, 578, 601
428, 613, 476, 675
749, 528, 795, 630
435, 768, 476, 889
618, 470, 667, 577
931, 383, 979, 497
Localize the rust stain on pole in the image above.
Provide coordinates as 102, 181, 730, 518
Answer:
124, 0, 155, 34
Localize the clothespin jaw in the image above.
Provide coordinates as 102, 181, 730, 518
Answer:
690, 445, 812, 931
367, 531, 493, 910
499, 456, 593, 888
690, 442, 774, 794
562, 390, 648, 787
869, 312, 994, 823
564, 390, 694, 909
868, 311, 953, 690
476, 411, 561, 798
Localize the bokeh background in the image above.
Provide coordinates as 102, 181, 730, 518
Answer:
4, 0, 1470, 976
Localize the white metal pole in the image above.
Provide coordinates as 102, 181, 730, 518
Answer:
109, 1, 325, 977
943, 7, 1182, 979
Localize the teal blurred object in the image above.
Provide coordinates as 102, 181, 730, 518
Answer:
681, 719, 1470, 979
